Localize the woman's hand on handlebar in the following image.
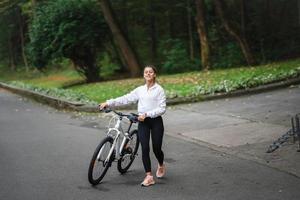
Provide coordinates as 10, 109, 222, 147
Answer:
98, 102, 108, 110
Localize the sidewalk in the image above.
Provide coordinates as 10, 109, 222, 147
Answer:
163, 84, 300, 178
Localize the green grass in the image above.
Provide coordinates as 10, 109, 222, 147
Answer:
0, 65, 83, 88
1, 58, 300, 104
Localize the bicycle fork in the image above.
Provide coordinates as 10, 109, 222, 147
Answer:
99, 134, 129, 166
97, 120, 132, 166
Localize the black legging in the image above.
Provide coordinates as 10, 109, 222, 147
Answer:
138, 116, 164, 173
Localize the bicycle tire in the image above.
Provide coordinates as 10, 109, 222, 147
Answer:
88, 136, 114, 185
117, 129, 139, 174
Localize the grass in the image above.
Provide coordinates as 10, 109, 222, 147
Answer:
1, 58, 300, 104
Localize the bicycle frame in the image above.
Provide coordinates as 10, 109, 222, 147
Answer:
99, 115, 135, 164
88, 108, 139, 185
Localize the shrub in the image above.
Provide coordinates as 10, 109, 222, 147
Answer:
159, 38, 198, 73
213, 42, 244, 68
28, 0, 109, 82
99, 53, 120, 78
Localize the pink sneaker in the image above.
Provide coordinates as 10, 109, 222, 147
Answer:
141, 175, 155, 187
156, 164, 166, 178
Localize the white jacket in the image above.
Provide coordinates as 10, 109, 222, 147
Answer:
107, 83, 166, 118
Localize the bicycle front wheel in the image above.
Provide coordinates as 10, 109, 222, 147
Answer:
117, 129, 139, 174
88, 136, 114, 185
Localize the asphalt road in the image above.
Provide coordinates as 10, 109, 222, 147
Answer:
1, 88, 300, 200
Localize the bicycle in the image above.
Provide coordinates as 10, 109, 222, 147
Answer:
88, 108, 140, 185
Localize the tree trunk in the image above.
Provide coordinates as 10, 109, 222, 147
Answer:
148, 0, 157, 63
71, 57, 100, 83
240, 0, 245, 38
195, 0, 210, 70
166, 10, 175, 38
109, 35, 127, 73
31, 0, 36, 15
120, 0, 128, 36
85, 52, 100, 83
17, 7, 29, 72
84, 63, 100, 83
99, 0, 141, 77
278, 0, 289, 36
187, 0, 195, 60
8, 35, 16, 71
214, 0, 256, 66
298, 0, 300, 26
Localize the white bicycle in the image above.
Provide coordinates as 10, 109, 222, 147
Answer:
88, 108, 139, 185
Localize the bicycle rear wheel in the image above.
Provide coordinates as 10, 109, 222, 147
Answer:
88, 136, 114, 185
117, 129, 139, 174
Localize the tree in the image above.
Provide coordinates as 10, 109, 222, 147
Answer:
298, 0, 300, 26
28, 0, 109, 82
148, 0, 157, 63
17, 6, 29, 71
213, 0, 256, 65
99, 0, 141, 77
187, 0, 195, 61
0, 0, 29, 70
195, 0, 210, 70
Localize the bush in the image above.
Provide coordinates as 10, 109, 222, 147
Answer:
28, 0, 109, 82
159, 39, 198, 73
213, 42, 244, 68
98, 53, 120, 78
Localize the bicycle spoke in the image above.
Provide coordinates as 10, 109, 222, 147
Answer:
88, 137, 113, 185
117, 130, 139, 174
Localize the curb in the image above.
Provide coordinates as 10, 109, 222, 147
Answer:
166, 76, 300, 105
1, 76, 300, 112
0, 82, 85, 110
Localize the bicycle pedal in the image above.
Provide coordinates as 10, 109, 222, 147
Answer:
124, 147, 133, 154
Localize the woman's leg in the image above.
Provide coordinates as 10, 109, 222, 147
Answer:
151, 117, 164, 165
138, 120, 152, 173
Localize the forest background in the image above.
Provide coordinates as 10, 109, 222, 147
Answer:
0, 0, 299, 104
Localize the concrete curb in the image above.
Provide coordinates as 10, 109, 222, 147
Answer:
0, 82, 85, 110
1, 76, 300, 112
167, 76, 300, 105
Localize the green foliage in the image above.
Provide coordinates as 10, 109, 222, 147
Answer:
3, 57, 299, 103
194, 62, 300, 95
213, 42, 244, 68
208, 22, 245, 68
8, 81, 97, 104
159, 39, 198, 73
0, 2, 22, 66
20, 0, 34, 18
27, 0, 108, 81
98, 53, 120, 78
1, 0, 300, 74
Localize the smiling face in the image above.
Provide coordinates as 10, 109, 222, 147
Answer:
143, 66, 156, 82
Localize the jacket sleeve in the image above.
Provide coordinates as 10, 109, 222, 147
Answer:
106, 88, 139, 107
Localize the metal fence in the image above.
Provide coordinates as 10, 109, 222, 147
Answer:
266, 113, 300, 153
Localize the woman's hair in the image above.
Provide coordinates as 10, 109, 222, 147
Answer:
144, 65, 157, 74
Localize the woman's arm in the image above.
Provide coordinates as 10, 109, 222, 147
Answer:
106, 88, 139, 107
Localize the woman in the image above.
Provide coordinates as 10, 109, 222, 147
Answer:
99, 65, 166, 187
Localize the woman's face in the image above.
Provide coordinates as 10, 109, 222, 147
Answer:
144, 67, 156, 82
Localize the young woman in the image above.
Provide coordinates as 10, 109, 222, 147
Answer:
99, 65, 166, 187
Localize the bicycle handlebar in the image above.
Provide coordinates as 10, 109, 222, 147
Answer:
99, 107, 139, 123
